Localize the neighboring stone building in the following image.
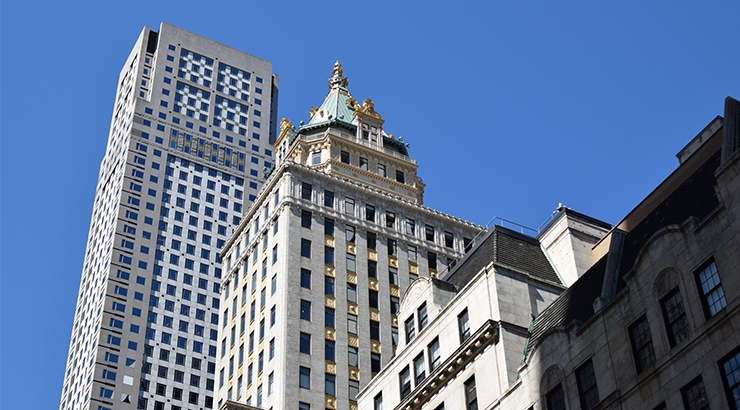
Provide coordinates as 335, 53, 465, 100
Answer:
358, 96, 740, 410
59, 23, 278, 410
215, 63, 482, 410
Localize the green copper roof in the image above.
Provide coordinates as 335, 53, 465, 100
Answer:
306, 61, 358, 128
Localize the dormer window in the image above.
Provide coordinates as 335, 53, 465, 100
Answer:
312, 151, 321, 165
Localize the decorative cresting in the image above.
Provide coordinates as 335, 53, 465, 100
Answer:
328, 60, 349, 89
395, 320, 500, 410
356, 98, 383, 121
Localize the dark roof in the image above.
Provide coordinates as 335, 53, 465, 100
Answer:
526, 148, 722, 358
445, 226, 561, 288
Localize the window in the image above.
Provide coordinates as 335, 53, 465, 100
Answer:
406, 218, 415, 235
346, 225, 356, 243
325, 374, 336, 396
301, 239, 311, 258
681, 376, 709, 410
444, 231, 454, 248
389, 267, 398, 286
546, 384, 566, 410
720, 347, 740, 410
325, 340, 335, 361
366, 204, 375, 222
661, 287, 690, 348
405, 316, 415, 343
300, 300, 311, 321
324, 246, 334, 265
629, 315, 656, 373
373, 393, 383, 410
345, 197, 355, 215
396, 169, 405, 184
301, 182, 312, 200
428, 251, 437, 270
348, 346, 358, 367
390, 297, 400, 315
301, 268, 311, 289
695, 259, 727, 318
377, 164, 386, 177
301, 210, 312, 228
428, 338, 441, 370
464, 376, 478, 410
369, 290, 379, 309
576, 359, 599, 410
367, 232, 376, 250
348, 314, 358, 334
300, 332, 311, 354
399, 366, 411, 400
425, 225, 435, 242
324, 190, 334, 208
371, 353, 381, 374
299, 366, 310, 389
347, 283, 357, 303
458, 309, 470, 342
340, 150, 350, 164
325, 307, 335, 328
386, 211, 395, 228
387, 239, 397, 256
418, 303, 428, 331
324, 218, 334, 236
299, 402, 310, 410
370, 320, 380, 340
368, 260, 377, 279
312, 151, 321, 165
325, 276, 334, 296
414, 353, 426, 384
359, 157, 368, 171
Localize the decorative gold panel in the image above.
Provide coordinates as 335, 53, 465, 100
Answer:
430, 269, 438, 278
325, 295, 336, 309
409, 262, 418, 275
325, 361, 337, 375
350, 402, 358, 410
348, 334, 359, 348
368, 278, 379, 291
388, 256, 398, 268
324, 235, 335, 248
391, 315, 398, 327
348, 366, 360, 381
348, 302, 358, 315
347, 271, 357, 284
370, 340, 381, 354
325, 264, 335, 277
346, 242, 356, 255
367, 249, 377, 261
325, 327, 336, 341
326, 395, 337, 410
390, 285, 400, 297
370, 309, 380, 322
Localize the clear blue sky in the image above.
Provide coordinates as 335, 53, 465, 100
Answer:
1, 1, 739, 408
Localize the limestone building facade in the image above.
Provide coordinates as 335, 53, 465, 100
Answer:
357, 97, 740, 410
59, 23, 278, 410
215, 63, 482, 410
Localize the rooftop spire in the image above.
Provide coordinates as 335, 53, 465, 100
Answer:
328, 60, 349, 90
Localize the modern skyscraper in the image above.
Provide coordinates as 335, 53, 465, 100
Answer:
215, 62, 482, 410
60, 23, 278, 410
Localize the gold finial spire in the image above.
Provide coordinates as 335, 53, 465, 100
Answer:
328, 60, 349, 89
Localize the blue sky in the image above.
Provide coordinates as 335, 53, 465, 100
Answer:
1, 1, 739, 408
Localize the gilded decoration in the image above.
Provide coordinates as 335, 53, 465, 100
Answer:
348, 334, 359, 348
325, 264, 335, 277
350, 403, 358, 410
368, 278, 379, 291
324, 235, 335, 247
355, 98, 383, 121
325, 361, 336, 375
328, 60, 349, 89
390, 285, 400, 297
370, 309, 380, 321
370, 340, 381, 354
348, 367, 360, 381
348, 302, 359, 315
430, 269, 438, 278
391, 315, 398, 327
325, 295, 336, 308
346, 242, 356, 255
326, 395, 337, 410
367, 249, 378, 261
347, 271, 357, 284
325, 327, 336, 341
388, 256, 398, 268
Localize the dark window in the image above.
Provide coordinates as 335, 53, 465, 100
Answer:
695, 259, 727, 318
629, 315, 656, 374
427, 252, 437, 270
340, 150, 350, 164
720, 347, 740, 410
576, 359, 599, 410
413, 353, 426, 384
681, 376, 709, 410
464, 376, 478, 410
346, 225, 356, 243
387, 238, 397, 256
299, 366, 310, 389
405, 316, 416, 343
368, 260, 377, 279
301, 239, 311, 258
463, 237, 473, 252
458, 309, 470, 343
444, 231, 454, 248
390, 297, 400, 315
428, 338, 441, 370
300, 268, 311, 289
370, 320, 380, 340
546, 384, 566, 410
300, 300, 311, 321
325, 307, 335, 328
366, 204, 375, 222
399, 366, 411, 400
325, 340, 335, 361
301, 182, 312, 200
418, 303, 428, 331
301, 210, 312, 228
324, 190, 334, 208
371, 353, 381, 374
374, 393, 383, 410
324, 246, 334, 265
367, 232, 376, 250
299, 332, 310, 354
324, 218, 334, 236
395, 169, 405, 184
425, 225, 434, 242
324, 276, 334, 296
661, 287, 690, 347
386, 211, 395, 228
369, 290, 379, 309
325, 374, 335, 396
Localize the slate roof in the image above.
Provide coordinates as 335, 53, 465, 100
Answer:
445, 226, 561, 289
525, 148, 722, 358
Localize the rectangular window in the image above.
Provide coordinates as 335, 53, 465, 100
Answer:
347, 283, 357, 303
348, 346, 358, 367
369, 289, 379, 309
546, 384, 566, 410
300, 300, 311, 321
340, 150, 350, 164
406, 218, 415, 235
399, 366, 411, 400
301, 268, 311, 289
347, 255, 356, 272
425, 225, 435, 242
405, 316, 415, 343
324, 218, 334, 236
377, 164, 386, 177
387, 239, 397, 256
312, 151, 321, 165
299, 366, 310, 389
390, 296, 400, 315
301, 182, 312, 200
300, 332, 311, 354
349, 379, 360, 401
386, 211, 396, 228
368, 260, 377, 279
325, 339, 335, 361
324, 276, 335, 296
370, 320, 380, 340
720, 347, 740, 410
576, 359, 599, 410
301, 239, 311, 258
359, 157, 368, 171
396, 169, 405, 184
345, 197, 355, 215
661, 287, 690, 348
324, 190, 334, 208
348, 314, 358, 334
464, 376, 478, 410
365, 204, 375, 222
458, 309, 470, 343
444, 231, 454, 248
413, 353, 426, 384
418, 303, 428, 331
346, 225, 356, 243
367, 232, 376, 250
301, 210, 312, 228
629, 315, 656, 373
325, 374, 336, 396
681, 376, 709, 410
428, 338, 441, 370
389, 267, 399, 285
325, 307, 335, 328
324, 246, 334, 265
374, 393, 383, 410
428, 251, 437, 270
371, 353, 381, 374
695, 259, 727, 318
